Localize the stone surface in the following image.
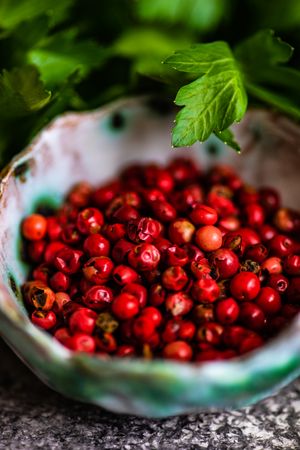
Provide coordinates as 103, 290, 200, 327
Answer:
0, 339, 300, 450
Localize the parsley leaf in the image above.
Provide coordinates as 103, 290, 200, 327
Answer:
0, 0, 74, 30
137, 0, 226, 32
27, 31, 107, 87
214, 129, 241, 153
114, 28, 192, 82
235, 30, 300, 120
0, 65, 51, 119
165, 42, 247, 147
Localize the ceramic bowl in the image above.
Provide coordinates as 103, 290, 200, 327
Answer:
0, 97, 300, 418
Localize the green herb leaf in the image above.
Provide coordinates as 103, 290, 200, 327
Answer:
235, 30, 300, 120
28, 31, 107, 86
214, 128, 241, 153
0, 65, 51, 119
114, 28, 192, 82
0, 0, 74, 30
235, 29, 293, 73
165, 42, 247, 147
137, 0, 226, 32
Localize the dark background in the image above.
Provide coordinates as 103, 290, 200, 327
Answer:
0, 339, 300, 450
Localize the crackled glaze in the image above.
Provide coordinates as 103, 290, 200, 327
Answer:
0, 98, 300, 417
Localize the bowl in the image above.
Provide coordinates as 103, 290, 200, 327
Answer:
0, 97, 300, 418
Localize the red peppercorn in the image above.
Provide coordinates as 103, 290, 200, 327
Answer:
192, 278, 220, 303
112, 239, 134, 264
209, 248, 239, 279
112, 293, 140, 320
83, 285, 113, 310
166, 292, 193, 317
68, 334, 96, 353
163, 341, 193, 361
259, 224, 277, 243
181, 245, 204, 263
54, 248, 83, 275
31, 310, 57, 330
141, 306, 162, 327
62, 301, 85, 321
142, 188, 166, 204
127, 217, 161, 244
174, 184, 203, 211
44, 241, 66, 264
47, 217, 62, 241
22, 214, 47, 241
69, 308, 97, 335
238, 185, 259, 205
222, 325, 250, 348
152, 237, 171, 255
77, 207, 104, 234
151, 200, 177, 223
32, 264, 51, 284
95, 331, 117, 353
239, 334, 264, 354
25, 282, 55, 310
207, 185, 236, 216
190, 259, 211, 279
113, 265, 139, 285
218, 216, 240, 232
178, 321, 196, 341
67, 182, 92, 208
168, 157, 199, 185
269, 234, 295, 258
92, 181, 121, 207
195, 225, 222, 252
165, 245, 189, 267
284, 254, 300, 276
273, 208, 300, 234
128, 243, 160, 271
195, 349, 224, 362
50, 271, 70, 292
261, 256, 282, 274
245, 244, 268, 263
27, 240, 46, 263
193, 304, 215, 324
133, 316, 156, 342
102, 223, 126, 242
239, 302, 266, 330
83, 234, 110, 257
267, 273, 289, 293
116, 345, 136, 357
259, 187, 280, 215
255, 287, 281, 315
61, 224, 81, 245
53, 292, 71, 314
144, 166, 174, 193
162, 266, 188, 291
149, 283, 167, 306
168, 219, 195, 245
189, 204, 218, 226
83, 256, 114, 284
230, 272, 260, 301
54, 327, 71, 345
215, 298, 239, 324
112, 205, 140, 223
196, 322, 224, 345
122, 283, 147, 308
243, 203, 265, 228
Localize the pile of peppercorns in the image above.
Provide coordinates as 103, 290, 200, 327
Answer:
21, 158, 300, 362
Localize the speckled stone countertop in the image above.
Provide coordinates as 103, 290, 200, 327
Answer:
0, 339, 300, 450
